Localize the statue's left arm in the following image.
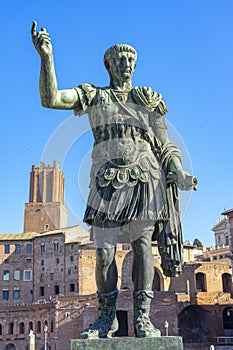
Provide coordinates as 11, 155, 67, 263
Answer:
149, 97, 197, 191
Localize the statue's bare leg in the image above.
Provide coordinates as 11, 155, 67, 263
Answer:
131, 230, 161, 337
95, 247, 117, 293
81, 246, 119, 339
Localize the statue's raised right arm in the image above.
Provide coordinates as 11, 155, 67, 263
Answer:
31, 21, 78, 110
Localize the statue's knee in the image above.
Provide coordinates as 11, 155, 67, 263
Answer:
133, 236, 151, 257
96, 247, 115, 268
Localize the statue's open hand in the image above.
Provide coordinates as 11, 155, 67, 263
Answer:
167, 157, 198, 191
31, 21, 52, 58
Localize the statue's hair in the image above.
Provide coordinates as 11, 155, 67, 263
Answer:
104, 44, 137, 70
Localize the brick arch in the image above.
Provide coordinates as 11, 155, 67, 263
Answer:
223, 306, 233, 335
178, 305, 211, 343
5, 344, 16, 350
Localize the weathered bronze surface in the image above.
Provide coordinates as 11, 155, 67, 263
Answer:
32, 21, 197, 339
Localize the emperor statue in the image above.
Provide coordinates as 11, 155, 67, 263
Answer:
31, 21, 197, 339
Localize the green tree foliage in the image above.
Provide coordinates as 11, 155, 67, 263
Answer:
193, 238, 203, 248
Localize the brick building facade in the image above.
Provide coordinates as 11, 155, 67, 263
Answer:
0, 163, 233, 350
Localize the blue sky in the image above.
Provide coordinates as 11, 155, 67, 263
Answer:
1, 0, 233, 247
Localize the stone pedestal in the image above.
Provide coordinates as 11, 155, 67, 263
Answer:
71, 337, 183, 350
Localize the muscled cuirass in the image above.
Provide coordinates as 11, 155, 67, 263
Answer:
89, 88, 161, 190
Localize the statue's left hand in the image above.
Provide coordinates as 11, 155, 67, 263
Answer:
168, 157, 197, 191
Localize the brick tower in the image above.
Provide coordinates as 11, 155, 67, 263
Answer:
24, 161, 68, 233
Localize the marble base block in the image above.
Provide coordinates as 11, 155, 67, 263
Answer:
71, 336, 183, 350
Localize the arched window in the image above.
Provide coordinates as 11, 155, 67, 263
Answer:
223, 307, 233, 335
29, 322, 33, 332
5, 344, 16, 350
54, 241, 59, 251
69, 283, 75, 292
222, 273, 232, 293
54, 285, 59, 295
44, 320, 48, 333
19, 322, 25, 334
37, 321, 41, 333
195, 272, 207, 292
8, 322, 14, 334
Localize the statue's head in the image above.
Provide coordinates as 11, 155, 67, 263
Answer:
104, 44, 137, 82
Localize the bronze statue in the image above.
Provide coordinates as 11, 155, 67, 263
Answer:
31, 21, 197, 339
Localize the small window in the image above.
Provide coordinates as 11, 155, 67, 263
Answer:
54, 241, 59, 251
40, 274, 44, 282
41, 259, 44, 266
195, 272, 207, 292
19, 322, 25, 334
13, 290, 20, 299
4, 259, 9, 264
44, 224, 49, 231
50, 273, 54, 281
68, 269, 71, 275
26, 244, 32, 253
51, 320, 54, 333
54, 285, 59, 295
15, 244, 21, 254
2, 290, 9, 300
69, 283, 75, 292
29, 322, 33, 331
222, 273, 232, 293
37, 321, 41, 333
4, 244, 10, 254
41, 243, 45, 253
70, 256, 74, 262
40, 286, 44, 296
0, 323, 2, 335
3, 270, 10, 281
56, 258, 60, 264
24, 270, 32, 281
226, 236, 229, 246
26, 258, 32, 264
14, 270, 20, 280
8, 322, 14, 334
71, 244, 74, 250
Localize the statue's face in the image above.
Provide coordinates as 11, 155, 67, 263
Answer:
109, 51, 136, 83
